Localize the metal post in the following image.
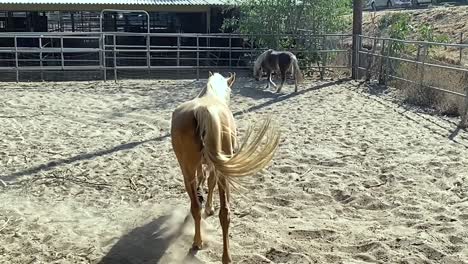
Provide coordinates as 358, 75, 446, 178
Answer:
146, 33, 151, 78
416, 44, 422, 62
459, 33, 464, 65
177, 35, 180, 78
353, 35, 361, 79
461, 79, 468, 128
251, 35, 255, 76
113, 34, 117, 82
365, 38, 377, 82
14, 36, 19, 82
378, 39, 386, 84
60, 36, 64, 70
39, 36, 44, 81
196, 36, 200, 80
100, 33, 107, 81
321, 35, 326, 80
348, 40, 352, 72
229, 34, 232, 68
384, 39, 391, 85
415, 44, 422, 88
419, 44, 428, 90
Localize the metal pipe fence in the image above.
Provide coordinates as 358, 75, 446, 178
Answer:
0, 32, 353, 82
1, 31, 466, 126
356, 34, 468, 128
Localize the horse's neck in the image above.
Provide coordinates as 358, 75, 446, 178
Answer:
197, 84, 230, 105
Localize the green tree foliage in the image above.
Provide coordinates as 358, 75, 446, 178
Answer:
221, 0, 351, 49
379, 13, 451, 57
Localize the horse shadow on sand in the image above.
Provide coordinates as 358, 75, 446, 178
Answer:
99, 211, 204, 264
234, 76, 350, 100
233, 78, 350, 117
233, 77, 281, 100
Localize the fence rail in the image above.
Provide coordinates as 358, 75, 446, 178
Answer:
355, 34, 468, 128
0, 32, 352, 82
1, 31, 467, 127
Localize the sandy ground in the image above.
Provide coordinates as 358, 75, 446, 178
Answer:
1, 77, 468, 264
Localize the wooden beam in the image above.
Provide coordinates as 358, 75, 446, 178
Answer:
351, 0, 363, 79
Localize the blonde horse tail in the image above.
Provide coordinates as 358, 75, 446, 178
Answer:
194, 106, 280, 187
292, 55, 304, 83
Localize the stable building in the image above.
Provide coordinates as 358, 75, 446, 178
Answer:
0, 0, 235, 33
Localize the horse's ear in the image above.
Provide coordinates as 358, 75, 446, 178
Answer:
209, 71, 213, 77
227, 72, 236, 88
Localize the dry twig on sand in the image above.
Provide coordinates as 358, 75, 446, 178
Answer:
300, 167, 313, 178
129, 177, 138, 190
0, 217, 12, 233
21, 169, 111, 190
0, 179, 7, 188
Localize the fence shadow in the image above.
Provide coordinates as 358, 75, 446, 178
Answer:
2, 134, 170, 183
234, 78, 350, 116
2, 78, 346, 183
352, 83, 468, 148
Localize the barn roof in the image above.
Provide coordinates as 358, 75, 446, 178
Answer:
0, 0, 232, 5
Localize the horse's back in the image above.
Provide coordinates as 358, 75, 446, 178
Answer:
172, 97, 232, 136
264, 50, 293, 70
171, 96, 235, 163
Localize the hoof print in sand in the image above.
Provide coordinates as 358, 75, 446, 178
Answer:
288, 229, 337, 242
264, 248, 312, 264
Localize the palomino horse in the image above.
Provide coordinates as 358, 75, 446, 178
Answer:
170, 72, 280, 263
253, 49, 304, 93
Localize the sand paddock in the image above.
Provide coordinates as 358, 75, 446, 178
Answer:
0, 77, 467, 264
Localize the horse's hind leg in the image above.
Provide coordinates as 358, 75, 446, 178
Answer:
218, 178, 232, 264
268, 72, 277, 89
276, 70, 286, 93
204, 170, 217, 217
196, 165, 205, 206
181, 164, 204, 250
265, 71, 273, 89
294, 71, 298, 93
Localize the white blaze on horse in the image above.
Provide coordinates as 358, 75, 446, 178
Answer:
170, 72, 280, 263
253, 49, 304, 93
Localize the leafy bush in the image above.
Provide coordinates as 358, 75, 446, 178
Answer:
221, 0, 351, 65
383, 13, 411, 55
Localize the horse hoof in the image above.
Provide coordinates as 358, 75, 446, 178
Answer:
191, 242, 203, 251
204, 208, 215, 217
222, 254, 232, 264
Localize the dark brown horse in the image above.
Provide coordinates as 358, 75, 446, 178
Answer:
253, 49, 304, 93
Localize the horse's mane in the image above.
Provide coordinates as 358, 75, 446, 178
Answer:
196, 73, 231, 104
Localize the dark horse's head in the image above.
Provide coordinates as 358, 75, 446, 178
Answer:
253, 49, 274, 81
